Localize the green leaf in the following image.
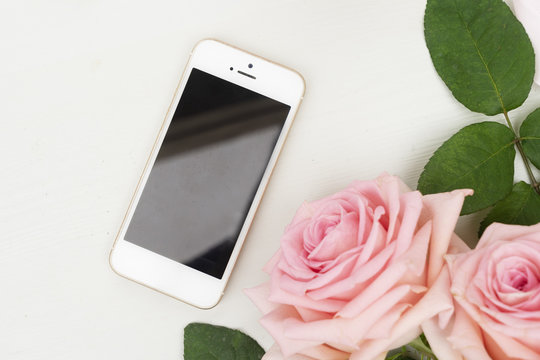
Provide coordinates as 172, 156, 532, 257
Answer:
184, 323, 264, 360
407, 336, 437, 360
408, 335, 435, 358
386, 352, 416, 360
418, 122, 515, 214
386, 335, 438, 360
479, 181, 540, 235
520, 108, 540, 169
424, 0, 535, 115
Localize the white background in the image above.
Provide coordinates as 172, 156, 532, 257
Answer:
1, 1, 539, 359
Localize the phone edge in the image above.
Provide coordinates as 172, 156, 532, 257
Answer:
109, 38, 305, 308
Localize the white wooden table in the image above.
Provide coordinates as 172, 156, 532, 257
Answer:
1, 1, 539, 359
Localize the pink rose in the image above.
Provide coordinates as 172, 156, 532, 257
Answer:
514, 0, 540, 85
424, 223, 540, 360
245, 174, 471, 359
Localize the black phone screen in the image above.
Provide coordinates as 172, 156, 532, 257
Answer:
125, 68, 291, 279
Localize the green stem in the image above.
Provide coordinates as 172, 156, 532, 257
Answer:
503, 110, 540, 194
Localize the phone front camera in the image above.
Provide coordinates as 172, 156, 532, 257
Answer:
230, 67, 233, 71
248, 63, 253, 69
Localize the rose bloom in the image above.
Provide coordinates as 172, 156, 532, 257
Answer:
514, 0, 540, 85
245, 174, 471, 360
424, 222, 540, 360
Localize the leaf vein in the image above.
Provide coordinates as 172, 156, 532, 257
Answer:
436, 141, 514, 192
453, 0, 507, 113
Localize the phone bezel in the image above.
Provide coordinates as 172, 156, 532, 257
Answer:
109, 39, 305, 309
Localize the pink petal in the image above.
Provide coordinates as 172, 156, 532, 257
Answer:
264, 249, 284, 274
307, 242, 395, 301
421, 189, 472, 286
285, 285, 413, 347
391, 190, 423, 260
295, 306, 332, 322
348, 328, 421, 360
262, 343, 314, 360
288, 201, 323, 227
349, 179, 385, 208
422, 319, 463, 360
307, 212, 359, 269
268, 270, 346, 313
482, 325, 540, 359
377, 175, 401, 243
357, 206, 386, 266
260, 306, 322, 357
279, 253, 358, 298
279, 220, 316, 280
424, 266, 455, 330
448, 249, 483, 300
446, 303, 492, 360
355, 194, 370, 247
299, 345, 350, 360
337, 258, 406, 318
397, 219, 431, 278
244, 282, 279, 315
477, 222, 540, 249
352, 266, 463, 359
365, 303, 411, 339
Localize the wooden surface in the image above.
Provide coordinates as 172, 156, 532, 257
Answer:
1, 0, 539, 359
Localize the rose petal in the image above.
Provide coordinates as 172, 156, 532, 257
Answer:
482, 324, 540, 359
285, 285, 413, 347
357, 206, 386, 266
264, 249, 284, 274
348, 279, 454, 360
260, 305, 322, 357
422, 319, 463, 360
244, 282, 279, 315
307, 212, 359, 267
278, 253, 358, 297
424, 266, 455, 330
365, 303, 410, 339
306, 242, 395, 301
279, 220, 316, 280
336, 220, 432, 318
377, 175, 402, 243
398, 220, 431, 278
391, 190, 423, 260
477, 304, 540, 334
262, 343, 315, 360
295, 306, 332, 322
445, 303, 492, 360
421, 189, 473, 286
268, 270, 347, 313
449, 248, 483, 299
337, 253, 405, 318
298, 344, 350, 360
477, 222, 540, 249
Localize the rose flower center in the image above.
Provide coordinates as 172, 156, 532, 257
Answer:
498, 261, 539, 293
509, 273, 528, 291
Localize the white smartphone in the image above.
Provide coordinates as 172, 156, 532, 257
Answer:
109, 39, 305, 308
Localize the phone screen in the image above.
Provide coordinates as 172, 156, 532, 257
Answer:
125, 68, 291, 279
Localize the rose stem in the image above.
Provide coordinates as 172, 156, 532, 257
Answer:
503, 109, 540, 194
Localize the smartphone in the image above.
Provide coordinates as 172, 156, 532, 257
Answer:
109, 39, 305, 308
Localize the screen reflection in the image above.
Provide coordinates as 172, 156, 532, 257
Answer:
125, 68, 291, 279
